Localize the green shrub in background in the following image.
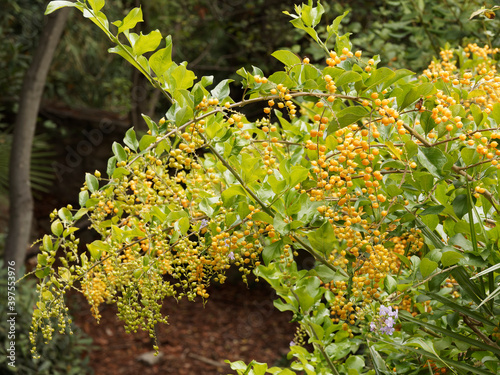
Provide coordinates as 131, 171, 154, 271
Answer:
318, 0, 500, 72
0, 261, 93, 375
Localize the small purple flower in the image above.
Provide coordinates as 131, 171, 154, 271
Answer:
370, 305, 398, 336
200, 219, 209, 229
379, 305, 392, 316
228, 251, 235, 260
289, 341, 296, 347
380, 326, 395, 335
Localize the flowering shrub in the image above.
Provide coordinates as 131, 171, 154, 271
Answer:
31, 1, 500, 374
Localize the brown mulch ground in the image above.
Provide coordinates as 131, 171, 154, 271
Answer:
71, 279, 297, 375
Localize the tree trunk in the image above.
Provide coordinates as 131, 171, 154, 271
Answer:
5, 8, 70, 276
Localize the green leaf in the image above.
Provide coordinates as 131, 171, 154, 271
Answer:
491, 102, 500, 125
271, 50, 301, 67
149, 36, 173, 77
307, 222, 336, 255
42, 235, 53, 252
112, 142, 127, 162
222, 185, 248, 203
132, 30, 162, 56
289, 165, 309, 187
108, 45, 150, 82
73, 208, 88, 221
452, 194, 469, 219
383, 335, 495, 375
441, 248, 464, 267
37, 253, 48, 266
295, 277, 322, 312
79, 190, 89, 207
177, 217, 190, 235
114, 7, 143, 35
384, 275, 397, 294
83, 9, 110, 35
404, 140, 418, 158
398, 82, 435, 111
263, 240, 284, 265
85, 173, 99, 193
171, 64, 196, 91
329, 106, 369, 132
87, 240, 109, 260
107, 156, 117, 177
419, 205, 444, 216
381, 68, 414, 91
88, 0, 105, 12
252, 211, 274, 225
420, 258, 438, 278
301, 1, 325, 27
45, 1, 80, 15
139, 134, 157, 151
328, 11, 349, 36
335, 71, 362, 87
470, 103, 486, 126
210, 79, 233, 101
51, 219, 63, 236
58, 207, 73, 223
364, 67, 395, 90
124, 128, 139, 151
417, 147, 447, 178
345, 356, 365, 372
112, 167, 130, 179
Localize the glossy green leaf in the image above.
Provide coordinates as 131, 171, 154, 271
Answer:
222, 185, 248, 203
398, 82, 435, 111
45, 1, 80, 15
172, 64, 196, 91
263, 239, 284, 265
308, 221, 336, 255
114, 7, 142, 35
271, 50, 301, 67
79, 190, 89, 207
441, 248, 464, 267
112, 142, 127, 162
149, 36, 173, 77
210, 79, 233, 101
420, 258, 438, 278
364, 67, 395, 90
452, 194, 469, 219
42, 235, 53, 252
85, 173, 99, 193
417, 147, 447, 178
384, 275, 397, 294
88, 0, 104, 12
330, 106, 369, 131
50, 219, 64, 236
335, 71, 362, 87
132, 30, 162, 56
87, 240, 109, 260
139, 134, 157, 151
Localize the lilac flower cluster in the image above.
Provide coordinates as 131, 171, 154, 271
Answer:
370, 305, 398, 335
